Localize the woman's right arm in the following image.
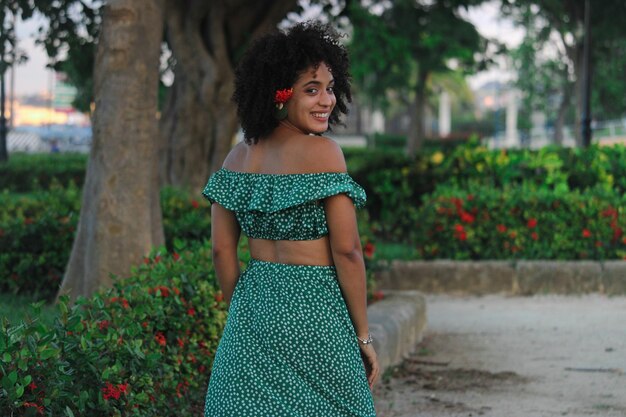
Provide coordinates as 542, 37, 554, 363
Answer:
210, 202, 241, 305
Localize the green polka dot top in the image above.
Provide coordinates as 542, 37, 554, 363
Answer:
202, 167, 367, 240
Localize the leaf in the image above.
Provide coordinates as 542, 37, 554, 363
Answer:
23, 375, 32, 386
66, 406, 75, 417
15, 383, 24, 398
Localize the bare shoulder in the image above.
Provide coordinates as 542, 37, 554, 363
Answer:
304, 135, 347, 173
222, 141, 247, 170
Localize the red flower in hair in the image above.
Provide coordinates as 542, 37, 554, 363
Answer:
274, 88, 293, 104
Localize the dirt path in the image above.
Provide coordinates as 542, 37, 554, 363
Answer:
373, 294, 626, 417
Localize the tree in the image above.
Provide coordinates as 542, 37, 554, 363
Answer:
41, 1, 299, 189
58, 0, 165, 301
159, 0, 298, 190
349, 0, 487, 156
509, 6, 572, 145
502, 0, 626, 145
0, 2, 30, 162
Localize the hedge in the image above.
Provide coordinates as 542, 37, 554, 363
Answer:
414, 184, 626, 260
0, 186, 212, 300
0, 244, 227, 417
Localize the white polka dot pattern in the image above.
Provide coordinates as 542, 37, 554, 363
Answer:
201, 168, 367, 240
200, 169, 376, 416
203, 259, 376, 416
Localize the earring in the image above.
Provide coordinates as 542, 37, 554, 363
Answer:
275, 103, 288, 120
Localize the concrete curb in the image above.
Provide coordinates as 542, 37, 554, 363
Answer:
375, 260, 626, 295
367, 290, 427, 372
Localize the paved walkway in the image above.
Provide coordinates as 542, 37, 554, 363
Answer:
374, 294, 626, 417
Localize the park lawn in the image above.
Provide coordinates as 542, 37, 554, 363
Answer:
0, 293, 58, 326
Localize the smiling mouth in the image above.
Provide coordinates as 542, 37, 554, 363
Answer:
312, 113, 329, 119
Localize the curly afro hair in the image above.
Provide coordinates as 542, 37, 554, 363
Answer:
232, 21, 352, 145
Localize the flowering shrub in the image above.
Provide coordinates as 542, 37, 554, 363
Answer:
414, 184, 626, 260
0, 244, 227, 416
344, 144, 626, 243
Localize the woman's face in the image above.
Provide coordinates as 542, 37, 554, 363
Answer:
285, 62, 336, 134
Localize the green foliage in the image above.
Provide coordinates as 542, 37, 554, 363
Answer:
344, 144, 626, 256
503, 0, 626, 132
414, 184, 626, 260
0, 185, 212, 301
349, 0, 487, 112
0, 153, 87, 192
0, 244, 227, 416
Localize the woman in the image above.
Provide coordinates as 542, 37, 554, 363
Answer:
202, 21, 379, 416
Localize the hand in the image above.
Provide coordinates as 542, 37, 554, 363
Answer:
358, 343, 380, 390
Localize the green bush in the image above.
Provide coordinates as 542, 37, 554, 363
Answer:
0, 186, 212, 300
0, 153, 87, 192
0, 244, 227, 417
413, 184, 626, 260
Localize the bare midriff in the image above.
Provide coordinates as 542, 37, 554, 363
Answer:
248, 236, 335, 266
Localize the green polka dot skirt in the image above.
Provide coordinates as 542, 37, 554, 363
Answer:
203, 258, 376, 416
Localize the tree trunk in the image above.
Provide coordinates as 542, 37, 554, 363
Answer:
160, 0, 298, 189
405, 71, 429, 158
554, 81, 572, 146
58, 0, 165, 302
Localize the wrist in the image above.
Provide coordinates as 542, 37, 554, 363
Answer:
356, 332, 373, 346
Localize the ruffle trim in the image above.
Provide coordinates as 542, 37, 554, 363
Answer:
201, 168, 367, 212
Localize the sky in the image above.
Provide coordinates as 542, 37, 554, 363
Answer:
11, 0, 524, 97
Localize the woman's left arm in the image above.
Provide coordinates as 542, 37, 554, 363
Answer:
210, 202, 241, 305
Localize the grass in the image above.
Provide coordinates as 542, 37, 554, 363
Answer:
0, 293, 58, 326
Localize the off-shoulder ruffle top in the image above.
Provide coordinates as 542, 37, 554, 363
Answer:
201, 167, 367, 240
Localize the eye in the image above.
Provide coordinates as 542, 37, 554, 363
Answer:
306, 88, 318, 94
327, 86, 335, 94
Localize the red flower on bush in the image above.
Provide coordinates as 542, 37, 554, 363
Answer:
155, 332, 167, 346
191, 200, 200, 209
102, 382, 129, 401
363, 242, 376, 258
110, 297, 130, 308
98, 320, 110, 331
154, 286, 170, 297
22, 402, 44, 415
214, 292, 224, 303
531, 232, 538, 241
173, 252, 180, 261
460, 211, 475, 224
602, 207, 617, 218
24, 217, 35, 225
372, 290, 385, 301
527, 218, 537, 228
454, 224, 467, 241
582, 229, 592, 238
497, 224, 507, 233
595, 241, 603, 248
187, 307, 196, 316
